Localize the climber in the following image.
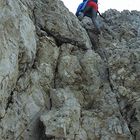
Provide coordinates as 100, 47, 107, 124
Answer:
76, 0, 100, 34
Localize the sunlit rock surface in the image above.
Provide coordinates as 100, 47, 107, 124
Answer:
0, 0, 140, 140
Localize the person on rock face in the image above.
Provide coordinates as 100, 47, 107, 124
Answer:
76, 0, 100, 34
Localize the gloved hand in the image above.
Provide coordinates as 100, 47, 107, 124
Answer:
78, 12, 84, 21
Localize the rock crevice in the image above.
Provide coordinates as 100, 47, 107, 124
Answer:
0, 1, 140, 140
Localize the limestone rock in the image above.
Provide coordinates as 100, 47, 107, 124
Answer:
0, 0, 36, 119
34, 0, 92, 49
0, 1, 140, 140
97, 9, 140, 140
40, 88, 81, 139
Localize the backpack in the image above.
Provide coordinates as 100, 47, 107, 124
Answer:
76, 0, 88, 16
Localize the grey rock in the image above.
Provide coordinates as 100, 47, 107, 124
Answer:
0, 1, 140, 140
34, 0, 92, 50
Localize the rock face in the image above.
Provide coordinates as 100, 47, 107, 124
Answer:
0, 0, 140, 140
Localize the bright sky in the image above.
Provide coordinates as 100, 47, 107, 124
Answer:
62, 0, 140, 13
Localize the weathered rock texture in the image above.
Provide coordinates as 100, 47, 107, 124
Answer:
0, 0, 140, 140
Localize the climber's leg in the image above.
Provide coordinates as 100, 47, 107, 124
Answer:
91, 9, 100, 34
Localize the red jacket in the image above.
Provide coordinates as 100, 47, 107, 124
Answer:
87, 0, 98, 11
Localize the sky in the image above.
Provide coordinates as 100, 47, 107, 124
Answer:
62, 0, 140, 13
